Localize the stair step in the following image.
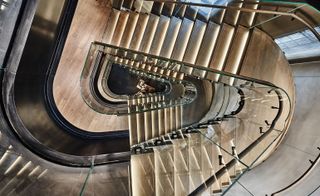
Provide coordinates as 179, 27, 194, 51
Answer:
223, 2, 243, 26
193, 21, 220, 78
144, 96, 153, 141
151, 1, 164, 15
151, 96, 159, 138
173, 3, 187, 18
112, 0, 124, 10
184, 4, 198, 21
102, 9, 120, 44
139, 14, 160, 53
196, 1, 213, 22
208, 23, 235, 82
209, 2, 226, 24
175, 105, 182, 130
161, 1, 176, 17
122, 0, 134, 10
238, 2, 258, 27
128, 99, 138, 145
183, 19, 207, 75
164, 105, 171, 134
171, 18, 194, 62
111, 11, 130, 46
120, 12, 139, 48
220, 25, 250, 85
160, 17, 182, 58
150, 15, 170, 55
158, 96, 166, 136
140, 1, 154, 14
129, 13, 149, 50
136, 97, 145, 143
132, 0, 143, 12
170, 101, 177, 132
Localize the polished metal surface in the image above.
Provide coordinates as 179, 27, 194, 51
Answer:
2, 0, 130, 166
0, 0, 22, 67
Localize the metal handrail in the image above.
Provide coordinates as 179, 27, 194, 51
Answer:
145, 0, 320, 41
189, 88, 285, 195
271, 149, 320, 196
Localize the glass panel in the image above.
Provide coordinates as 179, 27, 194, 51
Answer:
130, 129, 249, 195
80, 43, 197, 115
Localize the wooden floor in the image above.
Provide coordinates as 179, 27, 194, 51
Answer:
53, 0, 128, 132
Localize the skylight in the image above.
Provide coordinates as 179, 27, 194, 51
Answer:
275, 26, 320, 60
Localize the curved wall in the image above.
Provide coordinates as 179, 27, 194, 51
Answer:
225, 61, 320, 195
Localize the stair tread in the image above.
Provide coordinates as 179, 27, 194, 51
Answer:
183, 19, 207, 75
140, 1, 154, 14
111, 11, 130, 46
139, 14, 160, 53
171, 18, 194, 62
208, 23, 235, 81
160, 17, 182, 58
102, 9, 120, 44
129, 13, 149, 50
223, 2, 243, 26
221, 25, 250, 85
120, 12, 139, 48
136, 97, 146, 143
122, 0, 133, 10
193, 21, 220, 78
128, 99, 138, 145
238, 2, 258, 27
150, 15, 170, 55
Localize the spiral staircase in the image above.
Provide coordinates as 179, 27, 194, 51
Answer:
0, 0, 320, 195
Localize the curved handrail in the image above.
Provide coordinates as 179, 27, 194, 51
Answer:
271, 149, 320, 196
92, 42, 293, 122
144, 0, 320, 41
189, 87, 285, 195
80, 44, 198, 115
84, 43, 293, 156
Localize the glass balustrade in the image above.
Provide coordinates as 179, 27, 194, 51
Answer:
80, 43, 198, 115
128, 65, 291, 195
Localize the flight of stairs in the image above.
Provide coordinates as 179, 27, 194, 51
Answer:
130, 127, 245, 196
95, 1, 287, 194
100, 0, 259, 145
128, 94, 183, 145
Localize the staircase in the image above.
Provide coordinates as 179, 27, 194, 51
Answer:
99, 0, 260, 147
79, 0, 295, 195
130, 126, 247, 196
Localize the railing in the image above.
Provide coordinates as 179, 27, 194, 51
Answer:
65, 1, 320, 195
143, 0, 320, 41
129, 71, 290, 195
271, 148, 320, 196
80, 42, 198, 115
81, 41, 292, 112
